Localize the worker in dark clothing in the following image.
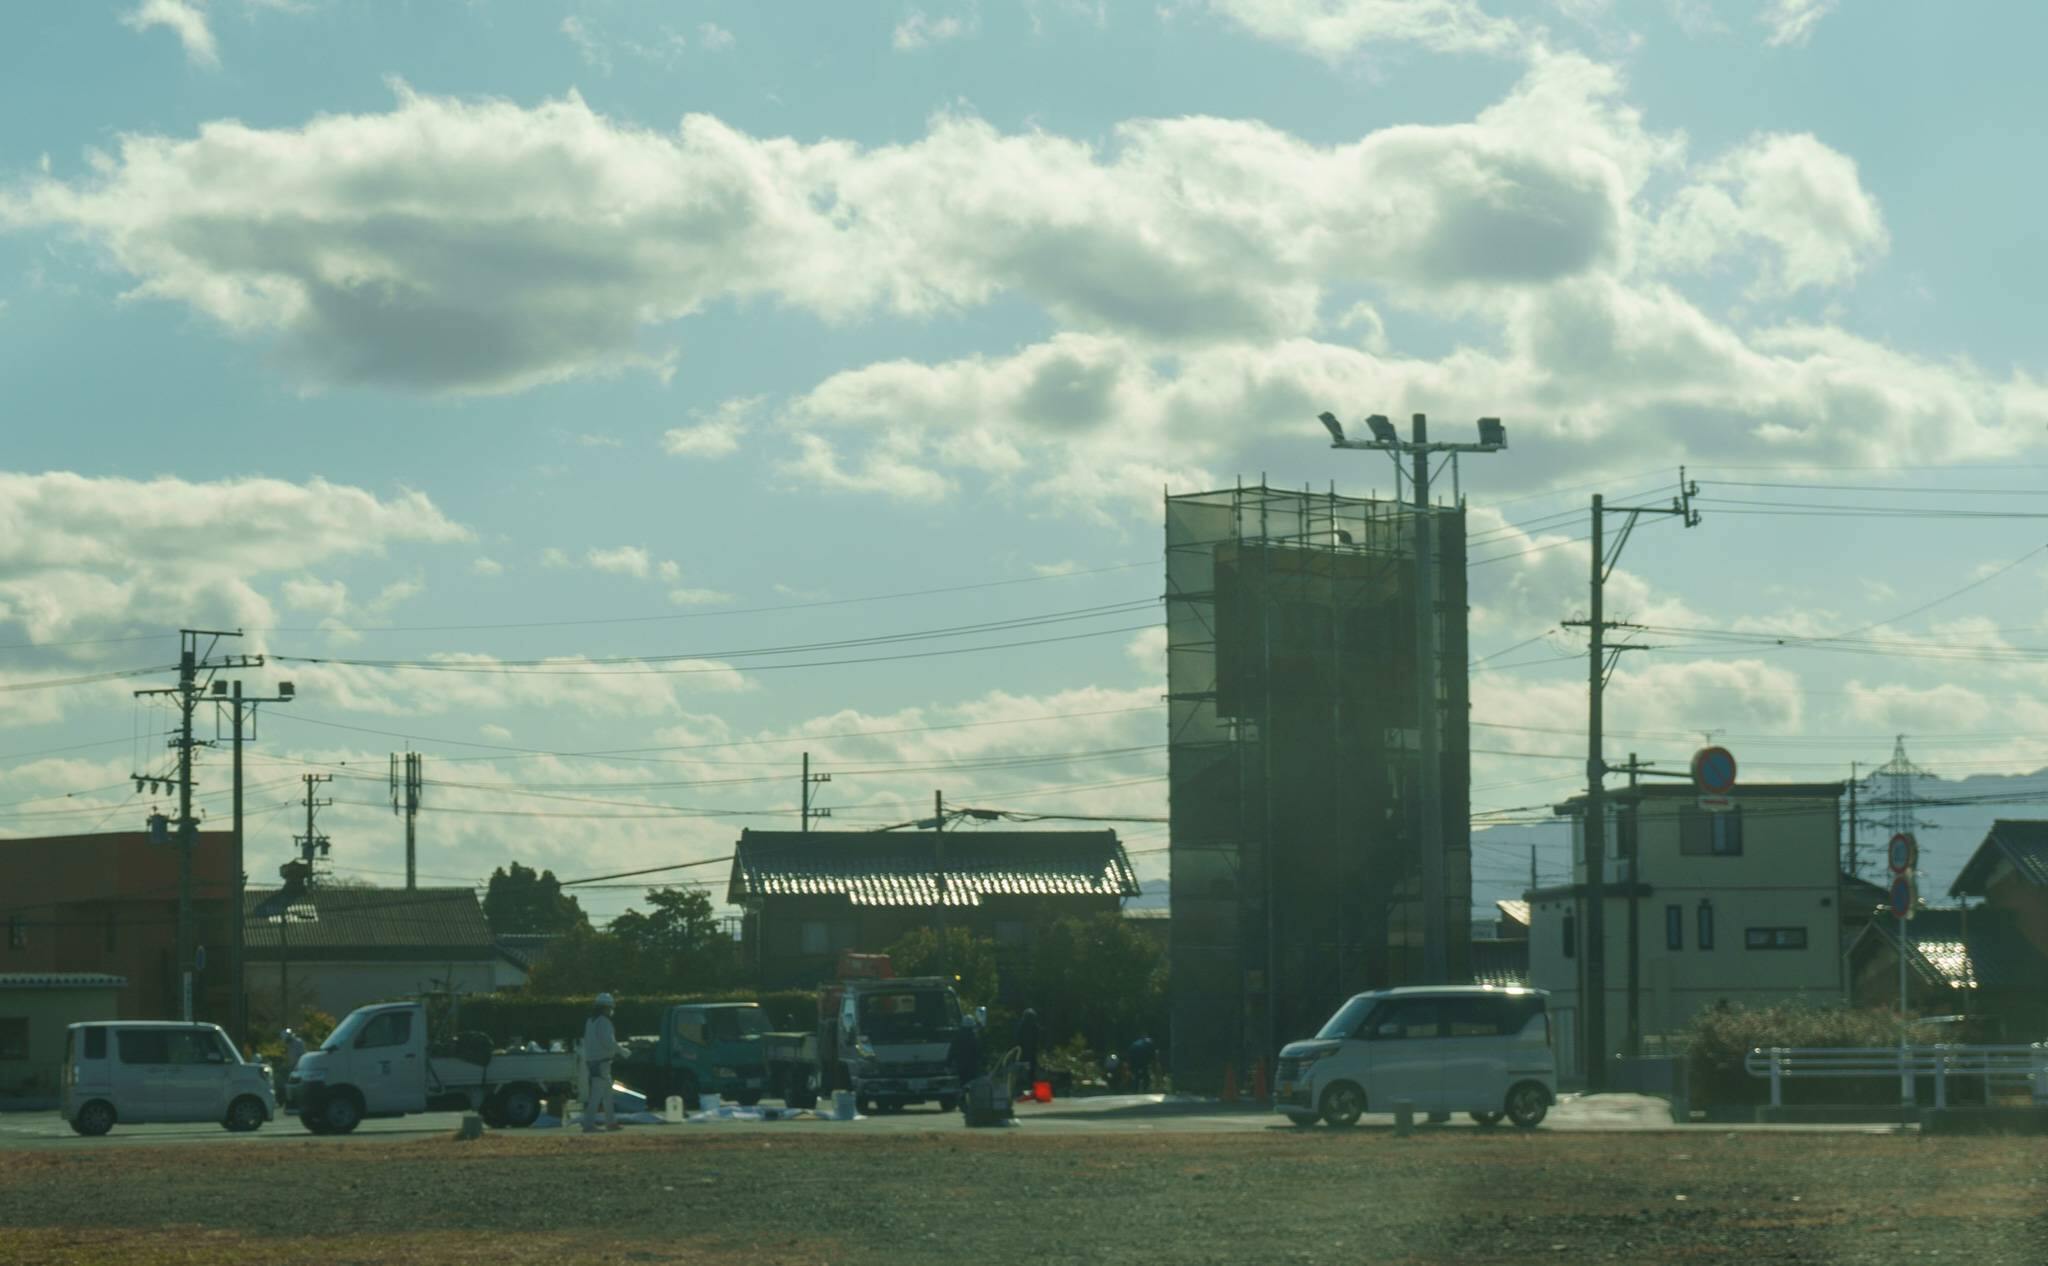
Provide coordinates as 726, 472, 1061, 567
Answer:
1126, 1034, 1157, 1093
949, 1015, 981, 1084
1014, 1008, 1042, 1095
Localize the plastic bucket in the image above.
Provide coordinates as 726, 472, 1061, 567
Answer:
832, 1090, 857, 1120
1031, 1081, 1053, 1104
699, 1093, 722, 1112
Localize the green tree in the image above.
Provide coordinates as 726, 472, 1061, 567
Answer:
524, 922, 650, 996
610, 887, 740, 991
1027, 913, 1166, 1053
883, 926, 1000, 1009
483, 862, 588, 935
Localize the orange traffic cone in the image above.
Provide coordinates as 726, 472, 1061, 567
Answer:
1221, 1063, 1239, 1103
1252, 1058, 1269, 1104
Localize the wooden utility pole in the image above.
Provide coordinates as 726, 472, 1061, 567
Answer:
934, 790, 949, 978
801, 753, 831, 832
224, 677, 293, 1042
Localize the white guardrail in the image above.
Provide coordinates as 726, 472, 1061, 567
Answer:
1744, 1044, 2048, 1109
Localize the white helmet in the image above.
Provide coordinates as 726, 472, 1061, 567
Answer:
595, 992, 615, 1008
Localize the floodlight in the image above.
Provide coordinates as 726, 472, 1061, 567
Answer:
1477, 417, 1506, 448
278, 681, 295, 699
1317, 411, 1345, 443
212, 680, 227, 695
1365, 414, 1399, 444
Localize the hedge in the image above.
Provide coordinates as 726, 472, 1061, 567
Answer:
456, 991, 821, 1046
1681, 1003, 1911, 1107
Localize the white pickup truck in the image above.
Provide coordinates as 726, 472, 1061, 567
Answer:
289, 1001, 577, 1134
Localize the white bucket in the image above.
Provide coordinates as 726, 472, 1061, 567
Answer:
831, 1090, 857, 1121
698, 1093, 722, 1112
665, 1096, 684, 1120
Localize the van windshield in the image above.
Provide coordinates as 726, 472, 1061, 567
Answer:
707, 1008, 768, 1042
1315, 996, 1377, 1040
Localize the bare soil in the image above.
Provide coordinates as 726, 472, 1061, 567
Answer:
2, 1127, 2044, 1264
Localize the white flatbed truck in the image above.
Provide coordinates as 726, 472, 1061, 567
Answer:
288, 1001, 577, 1134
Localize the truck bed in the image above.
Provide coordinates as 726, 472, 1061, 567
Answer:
426, 1050, 577, 1089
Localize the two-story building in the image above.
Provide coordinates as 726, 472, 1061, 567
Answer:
1530, 781, 1845, 1078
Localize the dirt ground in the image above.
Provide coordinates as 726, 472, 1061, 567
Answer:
2, 1127, 2044, 1265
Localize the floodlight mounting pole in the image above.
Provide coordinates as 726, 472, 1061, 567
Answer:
1321, 413, 1506, 985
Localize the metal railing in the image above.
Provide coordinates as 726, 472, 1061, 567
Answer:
1745, 1045, 2048, 1109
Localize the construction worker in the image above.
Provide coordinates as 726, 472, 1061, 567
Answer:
581, 992, 622, 1133
1125, 1034, 1156, 1093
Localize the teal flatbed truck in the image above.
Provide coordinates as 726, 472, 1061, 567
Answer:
615, 1002, 822, 1109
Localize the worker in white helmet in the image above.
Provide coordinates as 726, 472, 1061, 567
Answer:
581, 992, 622, 1133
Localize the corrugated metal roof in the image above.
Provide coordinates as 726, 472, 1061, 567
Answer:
1494, 899, 1530, 929
0, 973, 127, 990
242, 886, 496, 954
1952, 820, 2048, 897
1864, 907, 2042, 991
728, 830, 1140, 907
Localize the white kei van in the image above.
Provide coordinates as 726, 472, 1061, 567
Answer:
1274, 986, 1556, 1129
61, 1021, 277, 1137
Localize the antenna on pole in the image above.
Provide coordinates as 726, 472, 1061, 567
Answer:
391, 751, 423, 889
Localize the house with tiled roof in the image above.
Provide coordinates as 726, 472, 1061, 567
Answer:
727, 829, 1141, 991
1952, 820, 2048, 958
1846, 905, 2048, 1041
242, 886, 528, 1027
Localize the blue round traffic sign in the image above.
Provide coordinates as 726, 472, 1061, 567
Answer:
1888, 833, 1917, 874
1889, 875, 1915, 920
1692, 746, 1737, 794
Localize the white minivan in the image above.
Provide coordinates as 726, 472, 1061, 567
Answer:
1274, 986, 1556, 1129
61, 1021, 277, 1137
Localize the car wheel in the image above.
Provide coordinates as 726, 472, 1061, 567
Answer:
224, 1096, 266, 1133
301, 1107, 331, 1134
1285, 1111, 1320, 1128
1319, 1082, 1365, 1128
1470, 1111, 1503, 1127
319, 1091, 363, 1134
498, 1085, 542, 1128
71, 1100, 116, 1137
1505, 1082, 1549, 1129
938, 1095, 959, 1113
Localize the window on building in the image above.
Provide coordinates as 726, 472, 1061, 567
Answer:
800, 921, 830, 955
1665, 905, 1683, 951
1698, 902, 1715, 950
1745, 927, 1808, 950
1680, 806, 1745, 856
1562, 912, 1577, 960
354, 1010, 412, 1049
6, 916, 23, 950
0, 1018, 27, 1060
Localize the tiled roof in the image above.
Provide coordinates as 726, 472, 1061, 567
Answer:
243, 886, 496, 956
1951, 820, 2048, 897
1469, 938, 1529, 988
1862, 907, 2042, 992
727, 830, 1139, 907
1495, 899, 1530, 929
0, 973, 127, 990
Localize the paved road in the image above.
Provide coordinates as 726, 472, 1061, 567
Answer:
0, 1093, 1899, 1151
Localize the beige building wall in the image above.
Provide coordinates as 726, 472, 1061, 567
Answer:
0, 980, 123, 1098
1529, 786, 1844, 1076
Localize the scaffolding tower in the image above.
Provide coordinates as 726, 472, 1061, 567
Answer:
1166, 482, 1471, 1091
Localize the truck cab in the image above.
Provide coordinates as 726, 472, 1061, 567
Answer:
618, 1002, 772, 1108
825, 976, 966, 1113
290, 1001, 575, 1134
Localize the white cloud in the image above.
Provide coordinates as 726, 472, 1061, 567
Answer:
587, 545, 655, 579
698, 22, 735, 50
121, 0, 219, 68
478, 723, 513, 741
663, 396, 758, 459
894, 9, 973, 50
281, 576, 348, 616
540, 548, 572, 569
668, 587, 733, 606
1759, 0, 1833, 48
0, 472, 467, 651
1649, 132, 1886, 296
471, 557, 505, 576
1200, 0, 1532, 59
560, 16, 612, 75
284, 651, 751, 719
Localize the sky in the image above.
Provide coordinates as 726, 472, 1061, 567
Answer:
4, 0, 2048, 926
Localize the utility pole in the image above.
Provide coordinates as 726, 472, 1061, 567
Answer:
801, 753, 831, 832
133, 630, 262, 1022
390, 751, 423, 889
297, 773, 334, 870
1321, 411, 1506, 982
1561, 473, 1700, 1092
934, 790, 949, 980
221, 677, 295, 1042
1845, 761, 1860, 881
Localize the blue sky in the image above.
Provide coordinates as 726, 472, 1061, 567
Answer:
4, 0, 2048, 922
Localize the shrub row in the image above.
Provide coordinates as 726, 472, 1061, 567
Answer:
1681, 1003, 1907, 1107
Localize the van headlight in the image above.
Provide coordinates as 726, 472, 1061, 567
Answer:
1292, 1050, 1330, 1076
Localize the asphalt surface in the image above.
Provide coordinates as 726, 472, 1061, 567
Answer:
0, 1092, 1907, 1150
